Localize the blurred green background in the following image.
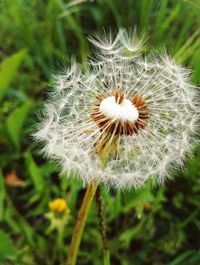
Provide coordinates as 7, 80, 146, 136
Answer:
0, 0, 200, 264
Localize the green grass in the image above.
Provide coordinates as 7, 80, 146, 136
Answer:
0, 0, 200, 264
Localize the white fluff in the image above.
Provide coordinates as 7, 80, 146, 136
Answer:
34, 29, 200, 190
99, 96, 139, 122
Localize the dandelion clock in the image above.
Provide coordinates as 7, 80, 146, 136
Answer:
35, 29, 199, 190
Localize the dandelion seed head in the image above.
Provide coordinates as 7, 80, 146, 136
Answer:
34, 29, 200, 190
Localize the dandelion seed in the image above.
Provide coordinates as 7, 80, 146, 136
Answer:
34, 30, 199, 190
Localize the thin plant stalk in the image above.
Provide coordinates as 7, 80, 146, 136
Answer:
66, 179, 98, 265
95, 186, 110, 264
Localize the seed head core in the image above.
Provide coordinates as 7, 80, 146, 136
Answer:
92, 90, 148, 136
100, 96, 139, 122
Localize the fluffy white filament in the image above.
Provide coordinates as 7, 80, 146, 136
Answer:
99, 96, 139, 122
34, 29, 199, 190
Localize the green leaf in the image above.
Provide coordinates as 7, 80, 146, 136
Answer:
0, 230, 17, 261
123, 185, 154, 216
5, 100, 32, 149
168, 250, 199, 265
5, 196, 35, 247
0, 169, 6, 221
174, 29, 200, 62
193, 49, 200, 83
25, 152, 45, 194
0, 49, 27, 101
119, 221, 144, 248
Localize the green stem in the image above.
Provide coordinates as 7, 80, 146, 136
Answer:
95, 186, 108, 251
95, 186, 110, 265
66, 180, 98, 265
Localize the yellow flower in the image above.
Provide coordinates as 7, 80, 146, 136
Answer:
49, 198, 70, 214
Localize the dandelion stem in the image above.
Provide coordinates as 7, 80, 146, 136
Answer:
95, 186, 108, 250
66, 179, 98, 265
95, 186, 110, 265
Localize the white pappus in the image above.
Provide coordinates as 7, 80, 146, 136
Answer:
34, 29, 199, 190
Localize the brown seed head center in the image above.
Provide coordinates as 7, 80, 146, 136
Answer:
91, 90, 148, 136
